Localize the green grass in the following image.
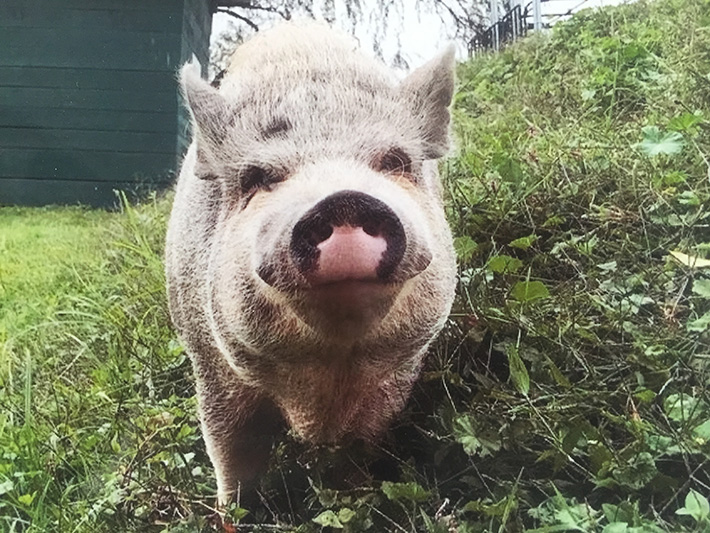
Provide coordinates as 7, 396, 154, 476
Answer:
2, 0, 710, 530
0, 198, 198, 532
0, 207, 116, 335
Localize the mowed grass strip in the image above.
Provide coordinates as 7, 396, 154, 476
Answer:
0, 206, 117, 338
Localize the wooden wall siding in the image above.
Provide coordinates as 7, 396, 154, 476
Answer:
0, 0, 213, 207
176, 0, 213, 157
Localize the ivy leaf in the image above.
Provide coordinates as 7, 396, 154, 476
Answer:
510, 235, 538, 250
312, 510, 344, 528
337, 508, 356, 524
636, 126, 684, 157
668, 112, 703, 133
452, 415, 501, 457
511, 280, 550, 302
18, 493, 35, 506
664, 393, 700, 422
488, 254, 523, 273
454, 236, 478, 262
687, 311, 710, 332
692, 279, 710, 298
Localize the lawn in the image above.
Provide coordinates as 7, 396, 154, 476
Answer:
0, 207, 116, 335
1, 0, 710, 530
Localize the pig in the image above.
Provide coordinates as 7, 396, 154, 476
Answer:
165, 21, 457, 505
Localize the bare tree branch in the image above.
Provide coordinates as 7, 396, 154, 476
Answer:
216, 8, 260, 31
215, 1, 258, 7
209, 0, 486, 75
217, 2, 292, 19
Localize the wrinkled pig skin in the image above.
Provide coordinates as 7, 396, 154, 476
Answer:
165, 21, 457, 504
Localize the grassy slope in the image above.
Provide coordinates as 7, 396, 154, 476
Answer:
1, 0, 710, 530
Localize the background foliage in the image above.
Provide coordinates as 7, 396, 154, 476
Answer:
1, 0, 709, 530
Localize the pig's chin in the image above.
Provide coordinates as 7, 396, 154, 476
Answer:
294, 278, 401, 339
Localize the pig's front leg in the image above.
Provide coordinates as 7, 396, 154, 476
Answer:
194, 361, 283, 505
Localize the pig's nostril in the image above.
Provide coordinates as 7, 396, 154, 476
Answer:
307, 222, 333, 246
362, 220, 380, 237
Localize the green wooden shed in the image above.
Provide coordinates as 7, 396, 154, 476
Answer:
0, 0, 218, 207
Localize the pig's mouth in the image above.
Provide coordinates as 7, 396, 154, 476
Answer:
291, 278, 402, 338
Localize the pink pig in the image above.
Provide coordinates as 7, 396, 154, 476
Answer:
165, 21, 457, 504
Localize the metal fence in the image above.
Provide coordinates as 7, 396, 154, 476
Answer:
469, 4, 529, 53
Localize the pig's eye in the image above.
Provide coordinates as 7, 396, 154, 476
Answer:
241, 165, 283, 194
378, 148, 412, 176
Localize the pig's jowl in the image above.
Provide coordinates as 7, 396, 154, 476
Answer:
165, 21, 458, 504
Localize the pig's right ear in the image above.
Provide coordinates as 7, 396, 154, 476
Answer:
399, 45, 456, 160
180, 61, 230, 179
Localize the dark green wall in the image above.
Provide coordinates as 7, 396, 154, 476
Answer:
0, 0, 213, 207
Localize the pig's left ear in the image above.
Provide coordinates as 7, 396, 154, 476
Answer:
399, 45, 456, 160
180, 61, 230, 179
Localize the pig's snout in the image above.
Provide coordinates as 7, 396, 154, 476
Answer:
291, 191, 407, 284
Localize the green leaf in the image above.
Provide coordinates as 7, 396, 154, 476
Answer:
687, 311, 710, 332
509, 235, 538, 250
488, 254, 523, 273
678, 191, 701, 206
381, 481, 430, 503
602, 523, 628, 533
634, 389, 656, 404
660, 170, 687, 186
230, 507, 249, 521
18, 493, 35, 506
0, 479, 14, 496
110, 433, 121, 454
313, 510, 344, 528
337, 508, 356, 524
693, 419, 710, 440
612, 452, 658, 489
602, 501, 642, 526
454, 236, 478, 262
636, 126, 684, 157
492, 153, 524, 183
590, 442, 613, 475
463, 497, 512, 518
676, 490, 710, 523
545, 355, 571, 388
692, 279, 710, 298
511, 281, 550, 302
668, 112, 703, 132
453, 415, 482, 456
598, 261, 618, 272
507, 345, 530, 396
663, 393, 700, 422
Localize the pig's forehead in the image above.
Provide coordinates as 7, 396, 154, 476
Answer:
225, 73, 408, 138
224, 78, 421, 168
227, 67, 397, 108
